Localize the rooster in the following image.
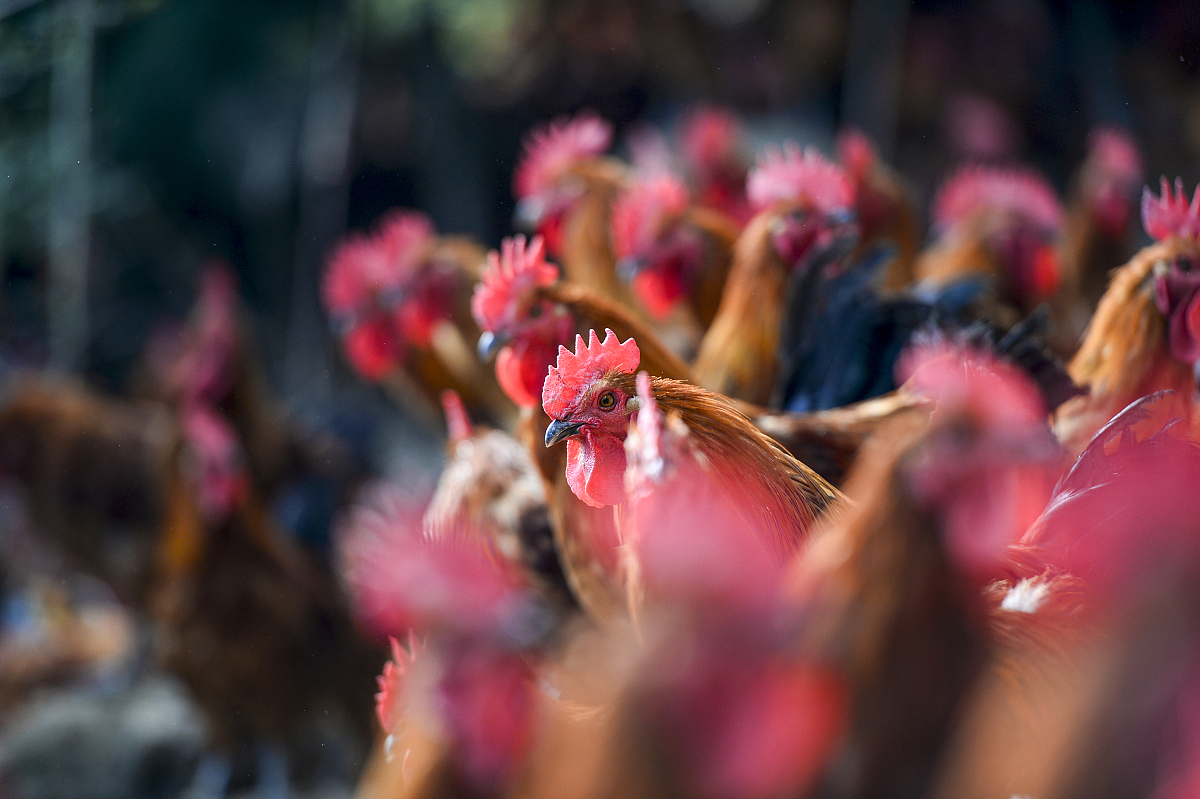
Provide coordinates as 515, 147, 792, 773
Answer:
541, 329, 842, 555
609, 171, 740, 335
915, 165, 1064, 324
692, 143, 859, 406
1052, 127, 1144, 356
472, 235, 691, 621
513, 112, 638, 312
837, 128, 922, 291
322, 209, 513, 429
1054, 178, 1200, 453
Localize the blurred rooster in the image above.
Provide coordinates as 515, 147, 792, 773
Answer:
610, 171, 740, 334
915, 166, 1064, 324
322, 209, 513, 429
1055, 178, 1200, 453
1052, 128, 1144, 355
692, 143, 859, 405
837, 128, 922, 291
677, 104, 753, 224
513, 112, 637, 311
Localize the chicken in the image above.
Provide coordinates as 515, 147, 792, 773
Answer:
0, 374, 382, 795
784, 343, 1062, 799
1054, 178, 1200, 453
512, 112, 637, 311
914, 165, 1064, 324
423, 390, 576, 624
1052, 127, 1144, 356
692, 143, 859, 406
541, 329, 842, 555
141, 265, 369, 550
609, 171, 740, 334
677, 104, 753, 224
322, 209, 513, 429
472, 235, 691, 621
837, 128, 923, 291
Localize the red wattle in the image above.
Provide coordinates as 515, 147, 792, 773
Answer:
495, 346, 540, 408
343, 318, 401, 381
565, 432, 627, 508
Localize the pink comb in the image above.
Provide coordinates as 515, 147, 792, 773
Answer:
322, 210, 436, 315
375, 632, 418, 737
441, 390, 473, 443
933, 166, 1063, 234
470, 235, 558, 332
610, 174, 690, 260
746, 143, 855, 215
542, 329, 640, 419
1142, 177, 1200, 242
513, 112, 612, 199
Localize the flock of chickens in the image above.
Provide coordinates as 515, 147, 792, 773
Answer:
4, 104, 1200, 799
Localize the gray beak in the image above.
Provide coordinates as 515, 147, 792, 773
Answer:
617, 256, 648, 282
545, 418, 583, 447
514, 196, 545, 231
477, 331, 508, 361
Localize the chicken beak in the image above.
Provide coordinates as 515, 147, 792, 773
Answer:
514, 196, 546, 231
617, 256, 648, 282
477, 331, 508, 361
545, 418, 583, 447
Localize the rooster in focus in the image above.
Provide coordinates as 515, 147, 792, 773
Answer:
692, 143, 859, 405
322, 209, 513, 429
542, 329, 841, 557
1055, 178, 1200, 453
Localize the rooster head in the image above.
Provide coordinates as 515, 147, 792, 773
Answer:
933, 166, 1063, 303
1083, 127, 1142, 238
322, 210, 443, 380
611, 173, 700, 319
542, 329, 641, 507
747, 143, 859, 272
512, 112, 613, 253
472, 235, 574, 408
898, 343, 1059, 583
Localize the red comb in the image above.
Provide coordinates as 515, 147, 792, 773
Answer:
1142, 177, 1200, 242
375, 632, 418, 736
322, 210, 435, 315
625, 371, 666, 493
835, 128, 877, 184
933, 166, 1063, 234
541, 329, 640, 419
610, 174, 690, 260
746, 143, 854, 215
513, 112, 612, 199
470, 235, 558, 332
899, 341, 1047, 429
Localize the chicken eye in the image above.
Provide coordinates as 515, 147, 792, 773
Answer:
597, 391, 616, 411
528, 303, 543, 319
1178, 257, 1196, 274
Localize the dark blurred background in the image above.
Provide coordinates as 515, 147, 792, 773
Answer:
1, 0, 1198, 437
